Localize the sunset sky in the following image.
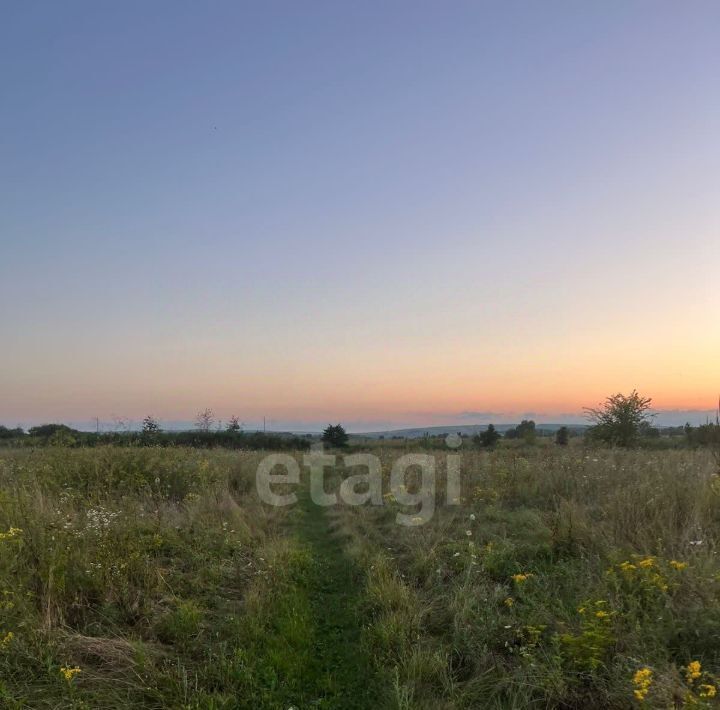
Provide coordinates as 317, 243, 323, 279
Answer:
2, 1, 719, 431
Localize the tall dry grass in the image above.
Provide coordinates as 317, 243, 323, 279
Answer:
338, 444, 720, 708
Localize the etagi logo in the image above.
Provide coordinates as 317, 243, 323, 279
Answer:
255, 434, 464, 526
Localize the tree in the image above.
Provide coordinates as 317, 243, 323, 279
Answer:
584, 390, 653, 447
142, 415, 161, 434
684, 422, 693, 444
475, 424, 500, 448
49, 428, 77, 447
226, 415, 242, 433
195, 409, 214, 432
322, 424, 348, 448
505, 419, 536, 443
0, 426, 24, 440
555, 426, 570, 446
29, 423, 79, 439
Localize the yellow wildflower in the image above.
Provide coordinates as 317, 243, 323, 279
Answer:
619, 561, 637, 573
633, 667, 653, 701
595, 610, 610, 619
650, 573, 668, 592
503, 597, 514, 607
511, 573, 533, 584
0, 631, 14, 649
699, 684, 717, 698
670, 560, 688, 571
60, 666, 81, 682
686, 660, 702, 683
638, 557, 655, 568
0, 527, 22, 541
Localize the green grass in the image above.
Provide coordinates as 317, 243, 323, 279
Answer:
335, 445, 720, 708
0, 448, 386, 708
1, 445, 720, 708
219, 482, 385, 708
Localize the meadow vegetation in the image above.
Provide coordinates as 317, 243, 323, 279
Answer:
0, 447, 296, 707
1, 437, 720, 708
337, 446, 720, 708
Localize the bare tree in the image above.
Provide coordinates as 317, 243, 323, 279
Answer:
195, 408, 214, 432
227, 415, 242, 433
142, 415, 161, 434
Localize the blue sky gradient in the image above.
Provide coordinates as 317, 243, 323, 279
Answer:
2, 1, 719, 428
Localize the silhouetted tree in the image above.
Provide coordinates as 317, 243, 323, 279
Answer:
555, 426, 569, 446
322, 424, 348, 448
226, 415, 242, 433
584, 390, 652, 447
195, 409, 214, 432
475, 424, 500, 448
29, 424, 79, 439
506, 419, 537, 443
142, 415, 161, 434
684, 422, 693, 444
0, 426, 24, 440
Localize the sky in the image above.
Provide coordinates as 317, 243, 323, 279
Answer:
1, 1, 719, 432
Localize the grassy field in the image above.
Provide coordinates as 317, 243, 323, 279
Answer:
0, 444, 719, 708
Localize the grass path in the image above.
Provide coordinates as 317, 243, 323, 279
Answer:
291, 485, 384, 708
239, 482, 385, 708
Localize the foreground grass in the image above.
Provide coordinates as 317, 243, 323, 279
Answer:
2, 445, 720, 708
337, 446, 720, 708
0, 447, 385, 708
0, 447, 286, 707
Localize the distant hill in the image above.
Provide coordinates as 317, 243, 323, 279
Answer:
355, 424, 589, 439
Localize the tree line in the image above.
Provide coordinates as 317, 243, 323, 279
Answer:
2, 392, 719, 454
0, 417, 311, 451
470, 391, 720, 452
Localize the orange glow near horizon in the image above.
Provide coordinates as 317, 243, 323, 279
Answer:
3, 322, 718, 426
3, 265, 720, 426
